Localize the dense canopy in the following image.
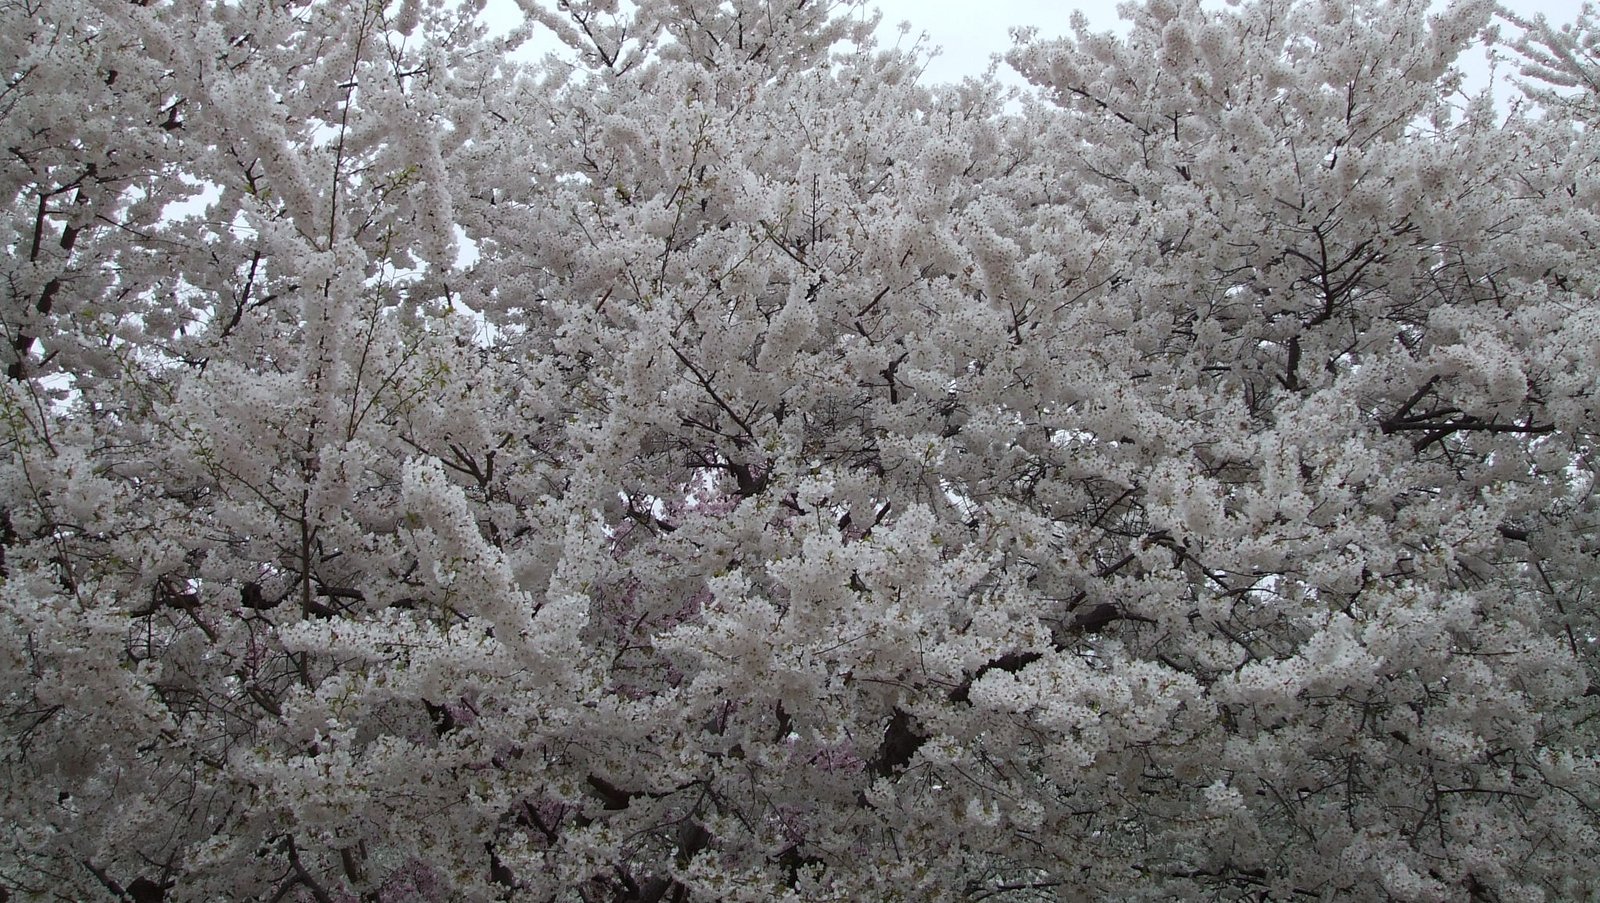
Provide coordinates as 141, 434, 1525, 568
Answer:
3, 0, 1600, 900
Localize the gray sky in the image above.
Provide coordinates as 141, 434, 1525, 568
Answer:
868, 0, 1121, 86
482, 0, 1589, 94
869, 0, 1587, 92
481, 0, 1125, 81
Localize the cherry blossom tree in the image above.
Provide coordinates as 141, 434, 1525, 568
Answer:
3, 0, 1599, 900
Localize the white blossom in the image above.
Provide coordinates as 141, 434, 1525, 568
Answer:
1, 0, 1598, 899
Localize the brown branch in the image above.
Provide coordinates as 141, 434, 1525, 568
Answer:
670, 344, 757, 440
1389, 375, 1441, 422
949, 651, 1043, 704
1379, 414, 1555, 451
587, 774, 634, 810
870, 707, 922, 778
